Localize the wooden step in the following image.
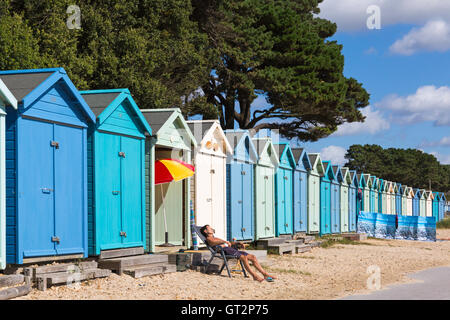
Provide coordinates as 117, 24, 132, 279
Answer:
267, 243, 296, 255
308, 241, 323, 248
36, 268, 111, 291
256, 237, 286, 249
296, 235, 315, 243
0, 285, 31, 300
123, 264, 176, 279
0, 275, 25, 289
98, 254, 169, 275
278, 234, 293, 240
99, 247, 145, 259
285, 239, 305, 245
295, 244, 312, 254
24, 261, 98, 280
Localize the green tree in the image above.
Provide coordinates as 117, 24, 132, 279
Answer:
344, 144, 450, 194
191, 0, 370, 141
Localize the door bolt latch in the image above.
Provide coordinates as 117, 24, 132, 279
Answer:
118, 151, 126, 158
241, 228, 246, 232
51, 236, 60, 243
120, 231, 127, 237
241, 171, 246, 175
50, 141, 60, 149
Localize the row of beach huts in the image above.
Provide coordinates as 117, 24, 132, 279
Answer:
0, 68, 447, 271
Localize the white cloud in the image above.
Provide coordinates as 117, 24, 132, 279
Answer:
320, 145, 348, 166
430, 151, 450, 164
377, 85, 450, 126
318, 0, 450, 32
390, 20, 450, 55
421, 136, 450, 147
364, 47, 378, 55
333, 106, 390, 136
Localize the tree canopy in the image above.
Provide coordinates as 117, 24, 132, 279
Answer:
344, 144, 450, 196
0, 0, 369, 141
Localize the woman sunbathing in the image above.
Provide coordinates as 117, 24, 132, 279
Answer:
200, 225, 276, 282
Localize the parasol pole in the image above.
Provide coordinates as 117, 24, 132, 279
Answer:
160, 183, 174, 247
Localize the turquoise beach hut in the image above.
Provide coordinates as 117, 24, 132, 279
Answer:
80, 89, 151, 256
320, 161, 334, 235
274, 143, 296, 236
432, 192, 440, 222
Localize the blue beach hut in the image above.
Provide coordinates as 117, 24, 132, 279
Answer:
412, 188, 421, 217
320, 161, 334, 235
331, 165, 342, 234
1, 68, 95, 265
291, 148, 312, 234
348, 171, 358, 232
224, 130, 257, 241
80, 89, 151, 256
273, 143, 296, 236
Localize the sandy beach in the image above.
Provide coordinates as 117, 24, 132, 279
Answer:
10, 229, 450, 300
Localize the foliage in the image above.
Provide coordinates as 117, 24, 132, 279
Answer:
190, 0, 370, 140
344, 144, 450, 194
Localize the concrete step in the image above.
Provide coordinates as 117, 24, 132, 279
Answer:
295, 244, 312, 254
341, 233, 368, 241
123, 263, 176, 279
99, 247, 144, 259
256, 237, 287, 249
98, 254, 169, 275
267, 243, 296, 255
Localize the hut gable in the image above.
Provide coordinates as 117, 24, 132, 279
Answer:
341, 167, 351, 186
141, 108, 196, 150
292, 148, 312, 172
0, 79, 18, 111
308, 153, 324, 176
322, 161, 335, 182
349, 171, 359, 187
252, 137, 279, 168
225, 130, 258, 163
274, 143, 296, 169
331, 165, 343, 183
187, 120, 232, 157
0, 68, 95, 125
81, 89, 151, 138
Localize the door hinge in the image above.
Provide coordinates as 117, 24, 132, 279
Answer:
50, 141, 59, 149
120, 231, 127, 237
51, 236, 60, 243
118, 151, 126, 158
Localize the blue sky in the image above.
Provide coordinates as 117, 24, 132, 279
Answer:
189, 0, 450, 165
301, 0, 450, 166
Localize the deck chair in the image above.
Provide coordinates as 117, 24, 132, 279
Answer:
192, 225, 248, 278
